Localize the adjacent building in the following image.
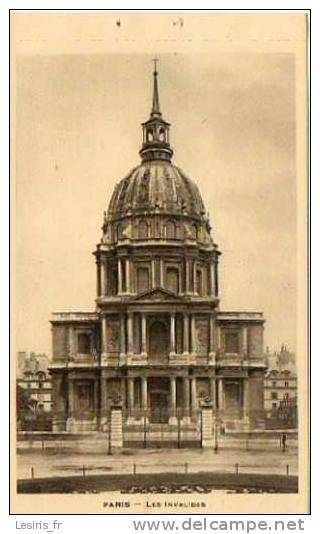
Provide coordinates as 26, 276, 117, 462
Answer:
17, 352, 52, 413
50, 65, 266, 437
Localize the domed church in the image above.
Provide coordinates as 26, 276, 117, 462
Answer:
50, 64, 266, 440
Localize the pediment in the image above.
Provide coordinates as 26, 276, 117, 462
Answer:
132, 287, 183, 302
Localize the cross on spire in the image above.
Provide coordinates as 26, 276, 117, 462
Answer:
153, 57, 159, 74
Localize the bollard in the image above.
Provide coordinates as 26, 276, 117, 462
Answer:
82, 465, 86, 477
235, 463, 239, 475
286, 464, 289, 476
184, 462, 188, 474
133, 463, 137, 475
31, 467, 34, 479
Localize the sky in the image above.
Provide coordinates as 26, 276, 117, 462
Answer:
14, 52, 296, 356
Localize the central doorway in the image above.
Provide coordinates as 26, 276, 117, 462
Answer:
148, 377, 170, 423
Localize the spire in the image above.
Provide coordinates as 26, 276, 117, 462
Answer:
151, 58, 161, 117
139, 60, 173, 163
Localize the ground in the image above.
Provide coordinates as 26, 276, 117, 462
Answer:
17, 440, 298, 482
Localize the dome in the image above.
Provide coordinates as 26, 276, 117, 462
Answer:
107, 161, 206, 221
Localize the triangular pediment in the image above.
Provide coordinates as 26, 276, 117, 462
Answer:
132, 287, 183, 302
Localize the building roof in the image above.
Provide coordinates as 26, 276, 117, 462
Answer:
106, 64, 210, 227
107, 162, 207, 221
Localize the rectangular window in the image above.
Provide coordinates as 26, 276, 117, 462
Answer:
271, 391, 278, 400
78, 333, 91, 354
137, 266, 150, 293
225, 331, 239, 353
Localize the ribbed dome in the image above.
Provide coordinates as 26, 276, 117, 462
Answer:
108, 161, 206, 221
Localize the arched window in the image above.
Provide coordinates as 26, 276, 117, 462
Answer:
166, 220, 176, 239
137, 267, 150, 293
138, 220, 148, 239
158, 127, 166, 142
166, 267, 179, 294
147, 128, 154, 142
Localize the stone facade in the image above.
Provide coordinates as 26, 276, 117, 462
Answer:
50, 66, 266, 437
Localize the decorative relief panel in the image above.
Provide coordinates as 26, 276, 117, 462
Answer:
195, 316, 209, 353
106, 315, 120, 353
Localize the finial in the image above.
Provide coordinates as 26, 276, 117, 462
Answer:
151, 57, 161, 117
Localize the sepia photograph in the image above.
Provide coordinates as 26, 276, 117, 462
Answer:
10, 11, 309, 514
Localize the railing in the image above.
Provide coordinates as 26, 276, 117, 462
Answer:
21, 459, 295, 481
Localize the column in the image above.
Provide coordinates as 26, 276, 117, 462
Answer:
101, 316, 107, 358
191, 377, 197, 415
96, 261, 101, 297
151, 259, 156, 288
190, 314, 196, 354
193, 260, 197, 294
183, 313, 189, 355
169, 376, 177, 424
170, 312, 176, 355
68, 326, 75, 361
210, 377, 216, 409
209, 314, 216, 363
100, 260, 106, 296
242, 326, 248, 357
183, 377, 190, 419
125, 258, 131, 294
120, 314, 126, 356
141, 376, 148, 413
127, 312, 134, 355
216, 324, 221, 353
209, 261, 214, 296
121, 377, 126, 407
218, 378, 224, 411
243, 378, 250, 419
68, 378, 75, 418
185, 258, 191, 294
117, 258, 123, 294
214, 260, 219, 296
141, 313, 147, 356
100, 376, 108, 422
93, 379, 99, 422
160, 258, 164, 287
128, 377, 135, 415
